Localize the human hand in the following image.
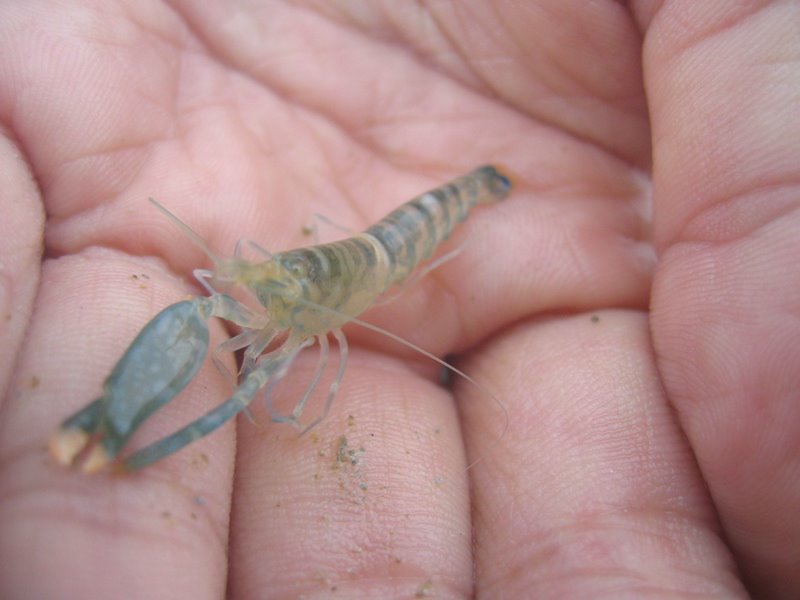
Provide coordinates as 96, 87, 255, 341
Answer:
0, 2, 797, 598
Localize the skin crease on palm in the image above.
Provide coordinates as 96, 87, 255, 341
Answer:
0, 0, 798, 598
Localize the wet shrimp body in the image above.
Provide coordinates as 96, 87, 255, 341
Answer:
49, 165, 512, 472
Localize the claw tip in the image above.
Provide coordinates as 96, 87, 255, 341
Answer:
49, 428, 89, 466
82, 445, 112, 473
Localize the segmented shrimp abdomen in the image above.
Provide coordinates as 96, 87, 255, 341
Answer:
365, 165, 511, 284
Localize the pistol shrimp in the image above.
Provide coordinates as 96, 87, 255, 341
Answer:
49, 165, 513, 473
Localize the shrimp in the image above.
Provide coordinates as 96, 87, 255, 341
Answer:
49, 165, 512, 473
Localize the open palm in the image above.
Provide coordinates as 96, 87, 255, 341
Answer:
1, 2, 798, 598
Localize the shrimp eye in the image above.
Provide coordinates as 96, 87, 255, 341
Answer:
283, 259, 307, 278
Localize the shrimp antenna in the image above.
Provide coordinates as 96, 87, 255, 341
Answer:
346, 313, 509, 471
288, 293, 509, 471
148, 197, 220, 264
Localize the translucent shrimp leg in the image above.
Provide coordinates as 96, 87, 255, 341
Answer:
262, 328, 348, 433
211, 329, 261, 383
306, 213, 355, 244
240, 328, 280, 377
211, 328, 272, 425
49, 294, 264, 472
300, 328, 348, 435
268, 333, 330, 426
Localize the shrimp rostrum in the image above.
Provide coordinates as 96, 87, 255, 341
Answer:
50, 165, 512, 473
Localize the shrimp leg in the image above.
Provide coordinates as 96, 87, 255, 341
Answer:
211, 329, 260, 382
290, 335, 328, 424
299, 328, 348, 435
240, 328, 280, 377
263, 328, 347, 433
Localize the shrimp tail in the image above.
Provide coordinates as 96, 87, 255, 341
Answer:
473, 165, 513, 203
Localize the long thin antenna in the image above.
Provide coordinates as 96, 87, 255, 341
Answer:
347, 313, 509, 471
148, 198, 220, 264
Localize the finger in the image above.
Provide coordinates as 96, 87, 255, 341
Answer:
0, 252, 238, 598
641, 2, 800, 595
462, 311, 747, 597
226, 350, 473, 598
0, 132, 43, 411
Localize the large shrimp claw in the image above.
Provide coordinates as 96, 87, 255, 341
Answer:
49, 297, 213, 473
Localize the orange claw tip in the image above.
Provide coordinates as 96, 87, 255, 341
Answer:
49, 428, 90, 467
81, 444, 112, 474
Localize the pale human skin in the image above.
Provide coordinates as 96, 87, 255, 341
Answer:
0, 1, 798, 598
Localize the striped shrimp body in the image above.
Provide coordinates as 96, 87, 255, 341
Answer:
50, 165, 512, 472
